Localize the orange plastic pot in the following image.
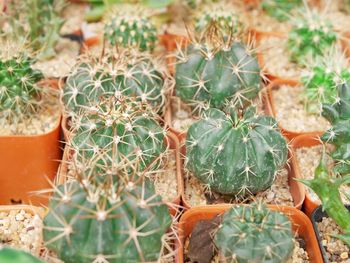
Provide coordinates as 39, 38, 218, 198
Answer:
266, 79, 325, 141
57, 131, 184, 216
290, 134, 323, 217
176, 204, 323, 263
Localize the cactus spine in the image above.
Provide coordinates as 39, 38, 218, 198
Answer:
185, 106, 288, 196
214, 203, 294, 263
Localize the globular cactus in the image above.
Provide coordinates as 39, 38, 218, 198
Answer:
300, 149, 350, 246
104, 5, 157, 52
261, 0, 302, 22
70, 95, 166, 175
302, 49, 350, 113
185, 106, 288, 196
287, 9, 337, 64
43, 165, 172, 263
214, 202, 294, 263
321, 82, 350, 175
0, 49, 45, 120
175, 32, 261, 114
62, 49, 171, 115
0, 247, 43, 263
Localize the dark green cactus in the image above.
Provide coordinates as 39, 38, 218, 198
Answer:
321, 82, 350, 175
300, 149, 350, 246
43, 176, 172, 262
0, 53, 44, 118
261, 0, 302, 22
104, 5, 157, 51
62, 50, 170, 115
287, 9, 337, 64
214, 203, 294, 262
0, 247, 43, 263
175, 39, 261, 114
185, 106, 288, 196
70, 96, 166, 174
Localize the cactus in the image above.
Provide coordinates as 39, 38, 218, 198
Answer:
302, 49, 350, 113
0, 49, 45, 121
0, 247, 43, 263
104, 4, 157, 52
321, 82, 350, 175
43, 164, 172, 263
62, 49, 171, 115
4, 0, 64, 60
175, 33, 261, 114
261, 0, 302, 22
185, 106, 288, 196
287, 8, 337, 64
70, 95, 166, 175
214, 202, 294, 262
300, 149, 350, 246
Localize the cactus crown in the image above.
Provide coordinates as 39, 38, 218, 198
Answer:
3, 0, 64, 60
287, 8, 337, 64
214, 202, 294, 263
44, 157, 174, 263
300, 149, 350, 247
185, 106, 288, 196
62, 49, 171, 116
321, 82, 350, 175
0, 44, 45, 122
104, 4, 157, 52
261, 0, 302, 22
69, 95, 166, 178
301, 48, 350, 113
174, 27, 262, 115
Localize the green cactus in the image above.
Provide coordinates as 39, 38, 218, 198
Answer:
321, 82, 350, 175
62, 50, 171, 115
70, 95, 166, 175
287, 9, 337, 64
185, 106, 288, 196
301, 49, 350, 113
214, 202, 294, 262
43, 172, 172, 262
300, 149, 350, 246
0, 51, 45, 120
4, 0, 64, 60
104, 5, 157, 51
261, 0, 302, 22
175, 37, 261, 114
0, 247, 43, 263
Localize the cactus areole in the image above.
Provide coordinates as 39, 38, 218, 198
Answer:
175, 42, 261, 112
186, 107, 288, 195
214, 203, 294, 263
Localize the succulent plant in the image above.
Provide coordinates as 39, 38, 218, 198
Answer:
185, 106, 288, 196
62, 50, 171, 115
43, 163, 172, 263
0, 50, 45, 121
321, 82, 350, 175
4, 0, 64, 60
70, 95, 166, 176
175, 33, 261, 114
0, 247, 43, 263
300, 149, 350, 246
287, 9, 337, 64
261, 0, 302, 22
214, 202, 294, 262
104, 5, 158, 51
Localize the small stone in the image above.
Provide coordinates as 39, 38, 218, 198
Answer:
340, 252, 349, 260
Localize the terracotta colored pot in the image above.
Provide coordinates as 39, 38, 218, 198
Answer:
57, 131, 184, 216
341, 31, 350, 59
176, 204, 323, 263
266, 79, 325, 141
0, 81, 62, 205
181, 146, 305, 210
290, 134, 324, 217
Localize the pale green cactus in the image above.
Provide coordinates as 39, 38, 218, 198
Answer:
261, 0, 302, 22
